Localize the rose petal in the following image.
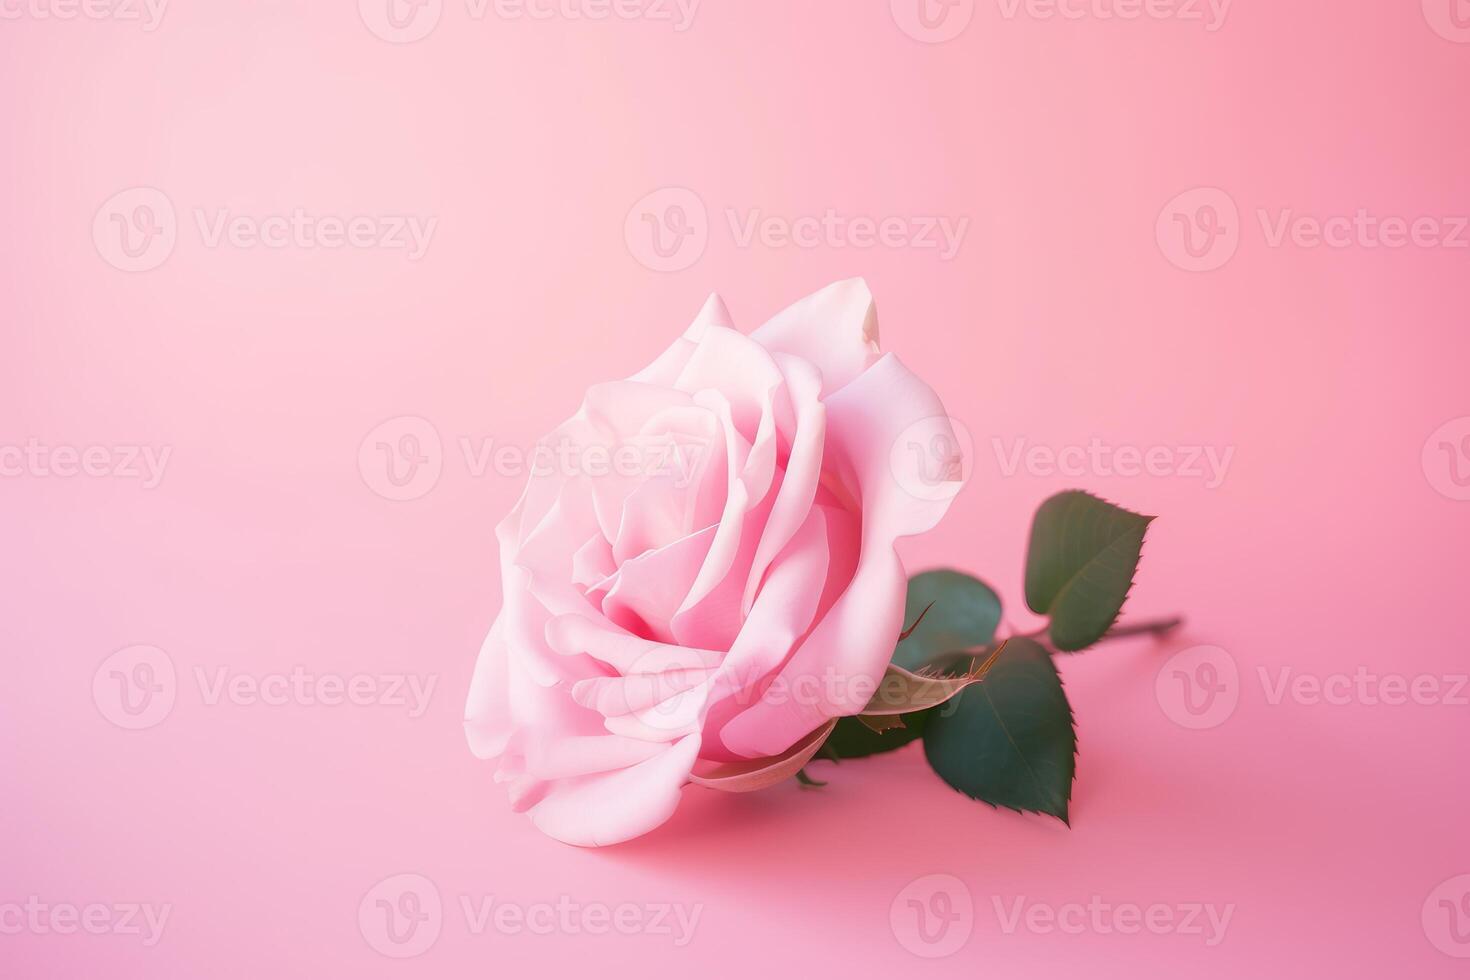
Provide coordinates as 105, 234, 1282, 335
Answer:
700, 506, 832, 757
597, 524, 716, 642
571, 667, 715, 717
545, 613, 724, 673
524, 734, 702, 847
629, 292, 733, 387
671, 324, 786, 440
718, 353, 960, 757
463, 618, 512, 758
520, 732, 670, 780
749, 278, 881, 395
689, 720, 835, 793
739, 353, 825, 616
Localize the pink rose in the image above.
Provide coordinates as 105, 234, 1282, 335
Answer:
464, 279, 961, 845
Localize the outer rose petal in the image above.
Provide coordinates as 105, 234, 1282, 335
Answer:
464, 618, 511, 758
629, 293, 733, 387
524, 734, 702, 847
749, 277, 881, 395
718, 353, 961, 757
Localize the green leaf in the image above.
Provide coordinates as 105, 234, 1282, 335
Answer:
858, 713, 907, 734
893, 569, 1002, 671
1024, 491, 1154, 652
824, 711, 929, 759
921, 638, 1076, 823
823, 573, 1003, 760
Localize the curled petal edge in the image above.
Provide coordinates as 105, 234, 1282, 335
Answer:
688, 719, 837, 794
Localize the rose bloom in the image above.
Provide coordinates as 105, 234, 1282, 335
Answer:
464, 280, 960, 845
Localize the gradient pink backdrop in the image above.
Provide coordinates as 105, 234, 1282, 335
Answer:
3, 1, 1469, 976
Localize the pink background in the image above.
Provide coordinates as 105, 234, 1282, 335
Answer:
3, 1, 1469, 976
